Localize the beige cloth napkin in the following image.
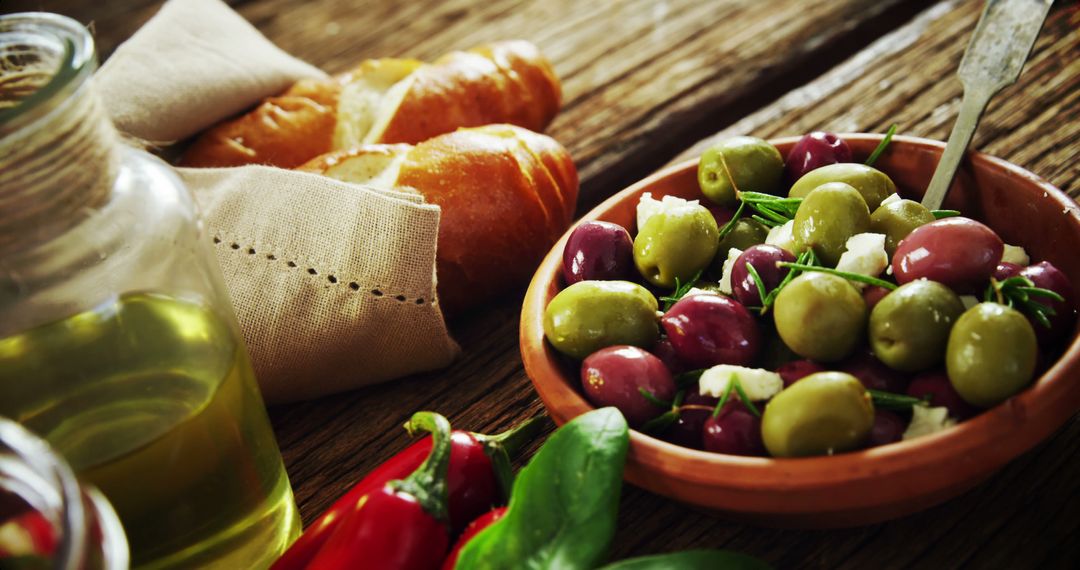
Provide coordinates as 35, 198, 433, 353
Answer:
96, 0, 460, 403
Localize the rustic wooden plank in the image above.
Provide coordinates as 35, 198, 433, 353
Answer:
673, 0, 1079, 197
8, 0, 938, 209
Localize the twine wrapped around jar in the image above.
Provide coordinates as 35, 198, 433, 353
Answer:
0, 26, 117, 257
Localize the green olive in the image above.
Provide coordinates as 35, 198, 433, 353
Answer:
869, 280, 965, 372
634, 204, 719, 288
870, 199, 936, 256
717, 218, 769, 253
697, 136, 784, 207
544, 281, 659, 360
791, 182, 871, 266
774, 272, 866, 362
946, 303, 1037, 408
762, 372, 874, 457
789, 163, 896, 211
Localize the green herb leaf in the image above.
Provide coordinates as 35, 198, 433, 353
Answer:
731, 378, 761, 418
716, 200, 747, 242
454, 408, 629, 570
659, 269, 705, 311
869, 389, 927, 411
777, 262, 898, 290
931, 209, 961, 219
638, 387, 673, 409
985, 276, 1063, 329
865, 123, 898, 167
745, 262, 769, 306
597, 549, 771, 570
712, 374, 736, 419
641, 409, 680, 434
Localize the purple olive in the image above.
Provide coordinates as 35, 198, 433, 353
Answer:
863, 285, 891, 312
581, 345, 675, 427
867, 410, 906, 447
731, 244, 796, 307
907, 371, 978, 420
993, 262, 1023, 281
562, 221, 634, 285
703, 402, 766, 456
776, 359, 825, 388
1019, 261, 1076, 342
661, 295, 761, 368
652, 338, 688, 375
784, 132, 853, 182
892, 217, 1003, 293
662, 406, 712, 450
837, 351, 909, 393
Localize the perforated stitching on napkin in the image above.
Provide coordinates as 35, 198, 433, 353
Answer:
212, 235, 426, 305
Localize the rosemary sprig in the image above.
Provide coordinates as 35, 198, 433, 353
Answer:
638, 387, 672, 409
777, 262, 898, 291
984, 276, 1064, 329
931, 209, 961, 219
716, 200, 747, 242
745, 262, 770, 306
659, 269, 705, 311
869, 389, 928, 412
865, 123, 898, 167
710, 375, 760, 418
757, 248, 817, 313
641, 390, 686, 434
739, 192, 803, 228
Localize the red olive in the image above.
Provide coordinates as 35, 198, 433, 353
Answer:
702, 402, 766, 456
581, 345, 676, 427
661, 295, 761, 368
867, 410, 906, 447
837, 350, 909, 393
775, 359, 825, 388
906, 371, 978, 420
892, 217, 1003, 293
1019, 261, 1077, 343
731, 244, 796, 307
862, 285, 891, 312
561, 221, 634, 284
993, 262, 1023, 281
784, 132, 853, 182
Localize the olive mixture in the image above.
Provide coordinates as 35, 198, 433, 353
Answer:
543, 131, 1077, 458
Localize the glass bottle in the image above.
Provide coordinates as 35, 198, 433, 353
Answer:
0, 417, 128, 570
0, 12, 300, 569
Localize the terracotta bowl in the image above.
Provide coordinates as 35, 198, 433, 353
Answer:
520, 134, 1080, 528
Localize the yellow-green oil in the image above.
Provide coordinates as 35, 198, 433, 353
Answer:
0, 293, 300, 568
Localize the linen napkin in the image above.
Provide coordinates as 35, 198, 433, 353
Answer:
96, 0, 460, 403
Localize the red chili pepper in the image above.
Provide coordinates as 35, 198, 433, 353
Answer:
440, 507, 507, 570
272, 417, 542, 570
306, 411, 453, 570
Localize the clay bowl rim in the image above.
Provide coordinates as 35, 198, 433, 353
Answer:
521, 133, 1080, 502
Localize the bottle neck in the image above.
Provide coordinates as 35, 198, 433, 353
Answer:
0, 13, 118, 257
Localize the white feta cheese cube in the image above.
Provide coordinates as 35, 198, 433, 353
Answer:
902, 405, 956, 441
683, 286, 719, 298
699, 364, 784, 402
636, 192, 701, 231
880, 193, 902, 207
765, 220, 798, 254
1000, 244, 1030, 266
835, 233, 888, 286
718, 247, 743, 294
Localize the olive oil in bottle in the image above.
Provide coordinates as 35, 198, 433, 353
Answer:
0, 293, 299, 568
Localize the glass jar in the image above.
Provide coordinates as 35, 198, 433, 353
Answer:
0, 417, 128, 570
0, 12, 300, 569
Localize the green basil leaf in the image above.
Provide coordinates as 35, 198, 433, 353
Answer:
598, 550, 772, 570
454, 407, 630, 570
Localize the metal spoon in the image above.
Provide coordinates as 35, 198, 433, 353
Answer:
921, 0, 1053, 211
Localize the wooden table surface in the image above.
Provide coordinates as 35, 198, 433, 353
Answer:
8, 0, 1079, 568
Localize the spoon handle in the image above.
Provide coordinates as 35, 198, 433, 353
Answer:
921, 0, 1053, 211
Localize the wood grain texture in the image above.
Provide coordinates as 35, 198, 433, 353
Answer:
3, 0, 1078, 568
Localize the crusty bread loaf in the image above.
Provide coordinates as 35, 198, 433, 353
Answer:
299, 124, 578, 314
182, 41, 561, 169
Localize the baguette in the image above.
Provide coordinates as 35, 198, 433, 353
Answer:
183, 41, 561, 169
300, 124, 578, 314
